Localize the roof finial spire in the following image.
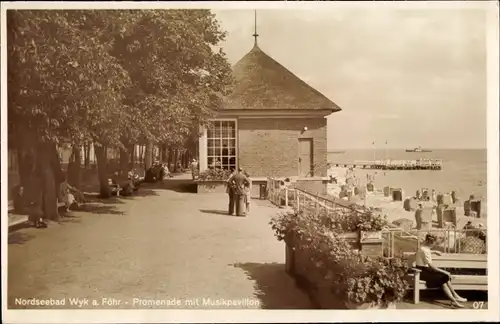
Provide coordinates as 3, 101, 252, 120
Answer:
252, 10, 259, 46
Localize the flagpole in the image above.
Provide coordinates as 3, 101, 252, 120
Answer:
384, 140, 388, 161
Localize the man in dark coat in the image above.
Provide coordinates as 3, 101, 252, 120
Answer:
226, 169, 236, 215
228, 168, 250, 216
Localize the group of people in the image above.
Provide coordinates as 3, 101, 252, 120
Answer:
108, 169, 143, 196
144, 161, 172, 183
11, 175, 87, 228
226, 167, 252, 216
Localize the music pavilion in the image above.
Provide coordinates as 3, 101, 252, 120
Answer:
198, 34, 342, 180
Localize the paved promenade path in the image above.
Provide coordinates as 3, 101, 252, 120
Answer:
7, 173, 487, 310
7, 175, 312, 309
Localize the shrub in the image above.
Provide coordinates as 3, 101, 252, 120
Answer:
298, 204, 388, 233
197, 168, 233, 181
270, 207, 408, 308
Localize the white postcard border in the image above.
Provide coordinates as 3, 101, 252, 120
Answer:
1, 1, 499, 323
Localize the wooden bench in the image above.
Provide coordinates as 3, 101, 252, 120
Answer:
405, 252, 487, 304
110, 184, 121, 196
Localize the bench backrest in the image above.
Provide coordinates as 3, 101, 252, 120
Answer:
433, 254, 487, 269
404, 252, 487, 269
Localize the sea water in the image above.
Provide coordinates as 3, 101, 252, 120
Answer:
327, 149, 487, 210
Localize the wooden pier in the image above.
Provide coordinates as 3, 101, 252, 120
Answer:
329, 159, 442, 170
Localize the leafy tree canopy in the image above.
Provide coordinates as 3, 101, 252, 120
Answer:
8, 9, 233, 149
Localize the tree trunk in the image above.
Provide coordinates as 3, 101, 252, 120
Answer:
17, 145, 35, 191
160, 144, 167, 163
167, 146, 173, 170
130, 144, 135, 168
94, 144, 112, 198
145, 142, 153, 170
184, 151, 189, 169
138, 145, 143, 167
173, 149, 179, 172
73, 145, 82, 189
67, 145, 82, 189
38, 142, 59, 221
119, 147, 129, 176
16, 132, 42, 201
84, 142, 90, 169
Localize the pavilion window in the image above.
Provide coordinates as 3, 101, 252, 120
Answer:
207, 120, 236, 171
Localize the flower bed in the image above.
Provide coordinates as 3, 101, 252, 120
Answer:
270, 206, 409, 309
196, 169, 232, 193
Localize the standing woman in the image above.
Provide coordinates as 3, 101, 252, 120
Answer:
243, 171, 252, 214
415, 234, 467, 308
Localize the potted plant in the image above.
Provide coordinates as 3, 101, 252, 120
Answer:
298, 204, 388, 251
343, 256, 409, 309
196, 168, 233, 193
270, 207, 409, 309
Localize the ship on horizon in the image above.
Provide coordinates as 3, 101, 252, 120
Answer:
405, 146, 432, 153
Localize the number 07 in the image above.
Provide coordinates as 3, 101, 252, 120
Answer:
473, 301, 485, 309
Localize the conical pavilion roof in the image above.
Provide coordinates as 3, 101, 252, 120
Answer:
223, 44, 341, 112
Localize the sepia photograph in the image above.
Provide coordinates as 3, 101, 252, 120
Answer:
1, 1, 499, 323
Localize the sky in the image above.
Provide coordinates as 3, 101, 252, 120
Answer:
212, 8, 487, 150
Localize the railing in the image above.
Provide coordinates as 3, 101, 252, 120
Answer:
267, 177, 487, 256
267, 178, 285, 207
266, 177, 358, 213
383, 226, 487, 257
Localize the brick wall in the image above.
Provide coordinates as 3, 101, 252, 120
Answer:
238, 118, 327, 178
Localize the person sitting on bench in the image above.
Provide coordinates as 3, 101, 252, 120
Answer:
59, 176, 85, 211
145, 162, 162, 183
12, 185, 27, 213
128, 169, 142, 190
162, 163, 172, 179
415, 234, 468, 308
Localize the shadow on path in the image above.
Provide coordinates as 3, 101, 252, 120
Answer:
199, 209, 232, 216
143, 180, 197, 193
76, 204, 125, 216
8, 231, 36, 245
232, 262, 313, 309
400, 289, 488, 309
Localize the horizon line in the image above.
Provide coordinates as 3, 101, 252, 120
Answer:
328, 147, 487, 151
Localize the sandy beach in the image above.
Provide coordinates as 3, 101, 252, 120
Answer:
327, 167, 487, 230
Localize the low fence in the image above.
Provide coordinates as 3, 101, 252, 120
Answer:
266, 177, 356, 213
382, 226, 487, 257
267, 177, 487, 256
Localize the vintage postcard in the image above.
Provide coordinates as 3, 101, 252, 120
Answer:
1, 1, 499, 323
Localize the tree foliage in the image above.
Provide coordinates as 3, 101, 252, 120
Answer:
7, 10, 131, 147
9, 9, 232, 149
109, 10, 233, 147
8, 9, 233, 210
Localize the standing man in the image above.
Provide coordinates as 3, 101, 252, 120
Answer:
190, 159, 199, 180
228, 168, 250, 216
226, 169, 237, 215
